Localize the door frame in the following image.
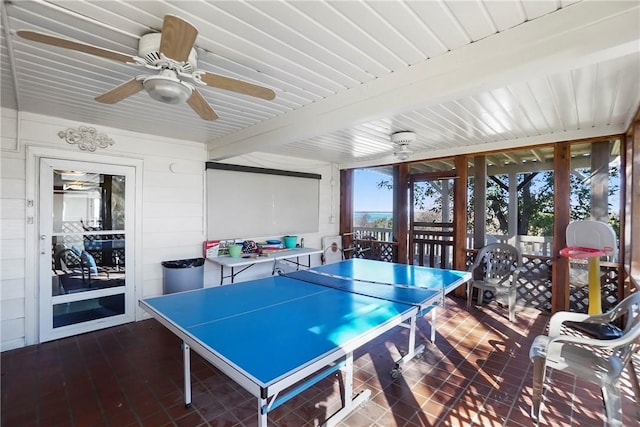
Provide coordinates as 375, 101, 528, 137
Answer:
39, 158, 134, 341
25, 146, 143, 345
408, 172, 457, 267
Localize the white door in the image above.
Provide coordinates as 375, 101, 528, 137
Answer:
39, 158, 135, 342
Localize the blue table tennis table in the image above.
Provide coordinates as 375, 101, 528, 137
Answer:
140, 258, 471, 426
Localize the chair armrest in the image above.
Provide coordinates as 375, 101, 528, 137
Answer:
548, 310, 620, 336
512, 266, 526, 282
548, 312, 591, 336
467, 256, 483, 273
546, 322, 640, 362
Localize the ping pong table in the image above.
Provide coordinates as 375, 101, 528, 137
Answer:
140, 258, 471, 426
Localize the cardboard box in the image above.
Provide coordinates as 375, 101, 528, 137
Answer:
204, 240, 221, 258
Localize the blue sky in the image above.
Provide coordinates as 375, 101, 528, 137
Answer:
353, 169, 393, 211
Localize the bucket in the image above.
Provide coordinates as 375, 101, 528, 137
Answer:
283, 236, 297, 249
228, 244, 242, 258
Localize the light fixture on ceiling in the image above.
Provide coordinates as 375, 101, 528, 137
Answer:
143, 70, 193, 104
392, 131, 416, 161
55, 170, 86, 177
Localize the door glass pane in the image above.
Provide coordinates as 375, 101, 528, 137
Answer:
52, 171, 125, 233
50, 170, 126, 298
51, 235, 125, 296
53, 294, 125, 328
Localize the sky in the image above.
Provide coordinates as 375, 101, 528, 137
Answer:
353, 169, 393, 212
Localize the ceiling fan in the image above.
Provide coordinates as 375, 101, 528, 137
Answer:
16, 15, 276, 121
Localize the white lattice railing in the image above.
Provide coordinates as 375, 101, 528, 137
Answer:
467, 234, 554, 257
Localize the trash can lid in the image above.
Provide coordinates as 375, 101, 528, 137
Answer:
161, 258, 205, 268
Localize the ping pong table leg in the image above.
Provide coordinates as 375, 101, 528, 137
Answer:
322, 351, 371, 427
258, 397, 267, 427
430, 306, 437, 343
343, 351, 354, 407
408, 315, 417, 357
390, 315, 425, 379
182, 342, 192, 408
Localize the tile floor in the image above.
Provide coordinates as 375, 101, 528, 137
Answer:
2, 296, 639, 426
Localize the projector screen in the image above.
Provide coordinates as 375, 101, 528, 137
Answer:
206, 163, 321, 240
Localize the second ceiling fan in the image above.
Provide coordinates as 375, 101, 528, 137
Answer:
17, 15, 276, 121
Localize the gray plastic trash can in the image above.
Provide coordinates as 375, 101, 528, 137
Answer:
162, 257, 205, 294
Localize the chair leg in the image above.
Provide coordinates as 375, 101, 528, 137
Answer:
531, 356, 545, 420
601, 381, 623, 427
467, 283, 473, 308
628, 357, 640, 407
508, 290, 516, 322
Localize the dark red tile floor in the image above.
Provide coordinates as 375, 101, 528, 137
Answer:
2, 296, 638, 426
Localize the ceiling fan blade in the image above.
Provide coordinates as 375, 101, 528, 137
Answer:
159, 15, 198, 62
16, 30, 136, 64
199, 72, 276, 100
187, 89, 218, 121
95, 79, 144, 104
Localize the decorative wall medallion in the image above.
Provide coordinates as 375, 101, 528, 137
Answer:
58, 126, 115, 151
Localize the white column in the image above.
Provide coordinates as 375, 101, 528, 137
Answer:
591, 141, 610, 222
442, 179, 451, 223
508, 172, 518, 246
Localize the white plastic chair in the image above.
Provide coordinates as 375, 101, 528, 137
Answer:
529, 292, 640, 427
273, 259, 296, 275
466, 243, 523, 322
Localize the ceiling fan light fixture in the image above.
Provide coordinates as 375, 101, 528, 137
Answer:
391, 131, 416, 161
143, 72, 192, 104
394, 144, 414, 161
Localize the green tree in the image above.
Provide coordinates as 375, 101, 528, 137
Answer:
485, 176, 508, 233
356, 212, 371, 227
371, 217, 393, 228
522, 172, 554, 236
378, 165, 620, 238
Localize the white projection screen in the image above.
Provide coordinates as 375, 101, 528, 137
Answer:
206, 163, 321, 240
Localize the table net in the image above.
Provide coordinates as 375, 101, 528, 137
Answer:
284, 269, 441, 308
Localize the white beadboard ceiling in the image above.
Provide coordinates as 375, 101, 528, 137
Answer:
1, 1, 639, 168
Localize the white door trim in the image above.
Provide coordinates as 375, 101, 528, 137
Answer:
39, 159, 133, 341
25, 146, 143, 345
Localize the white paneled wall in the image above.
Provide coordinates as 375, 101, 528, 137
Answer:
0, 109, 337, 351
0, 109, 209, 351
1, 109, 26, 350
139, 156, 206, 298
